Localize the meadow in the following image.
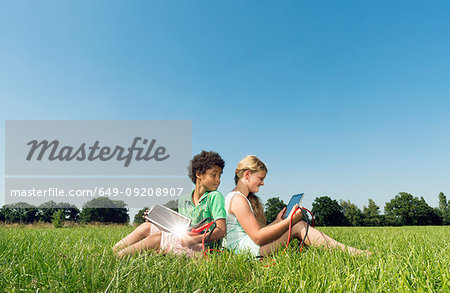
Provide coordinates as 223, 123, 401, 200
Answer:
0, 225, 448, 292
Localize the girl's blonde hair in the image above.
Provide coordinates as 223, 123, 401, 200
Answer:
234, 155, 267, 228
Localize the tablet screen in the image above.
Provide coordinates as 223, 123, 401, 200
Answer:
283, 193, 304, 219
145, 204, 192, 235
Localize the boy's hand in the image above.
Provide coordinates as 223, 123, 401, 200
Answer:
275, 207, 287, 223
143, 209, 150, 222
180, 234, 198, 248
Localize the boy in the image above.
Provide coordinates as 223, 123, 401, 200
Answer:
113, 150, 226, 257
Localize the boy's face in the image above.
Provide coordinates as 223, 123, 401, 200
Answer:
197, 165, 222, 191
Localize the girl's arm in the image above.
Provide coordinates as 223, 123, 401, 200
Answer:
230, 194, 301, 246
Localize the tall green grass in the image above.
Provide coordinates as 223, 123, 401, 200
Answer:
0, 226, 448, 292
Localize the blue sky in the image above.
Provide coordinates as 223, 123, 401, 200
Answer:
1, 1, 449, 213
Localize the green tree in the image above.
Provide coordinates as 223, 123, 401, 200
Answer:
37, 201, 80, 222
1, 202, 39, 223
438, 192, 450, 225
62, 203, 81, 222
133, 206, 150, 225
164, 199, 179, 212
417, 197, 441, 225
80, 197, 129, 224
264, 197, 286, 224
384, 193, 414, 226
0, 206, 11, 223
38, 201, 58, 223
52, 209, 65, 228
312, 196, 348, 226
340, 200, 363, 226
0, 206, 5, 222
363, 199, 382, 226
384, 192, 438, 226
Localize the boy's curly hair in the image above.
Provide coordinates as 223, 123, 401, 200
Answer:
188, 150, 225, 183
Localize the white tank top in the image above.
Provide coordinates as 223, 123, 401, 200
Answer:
223, 191, 260, 256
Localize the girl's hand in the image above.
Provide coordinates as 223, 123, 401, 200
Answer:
275, 207, 287, 223
286, 204, 302, 224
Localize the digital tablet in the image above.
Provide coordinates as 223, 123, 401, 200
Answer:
283, 193, 305, 219
145, 204, 192, 235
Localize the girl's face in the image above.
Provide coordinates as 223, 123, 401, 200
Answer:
197, 165, 222, 191
246, 170, 266, 193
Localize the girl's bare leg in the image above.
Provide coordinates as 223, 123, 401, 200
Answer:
117, 231, 162, 258
113, 222, 153, 254
259, 220, 370, 256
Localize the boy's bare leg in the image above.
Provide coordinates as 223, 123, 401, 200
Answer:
113, 222, 152, 254
117, 231, 162, 258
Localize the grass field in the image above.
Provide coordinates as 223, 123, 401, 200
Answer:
0, 225, 448, 292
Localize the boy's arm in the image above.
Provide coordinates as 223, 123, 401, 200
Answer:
179, 218, 225, 247
204, 218, 226, 241
181, 191, 227, 247
179, 191, 227, 248
206, 191, 226, 240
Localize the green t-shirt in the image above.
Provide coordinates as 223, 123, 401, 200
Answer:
178, 190, 226, 226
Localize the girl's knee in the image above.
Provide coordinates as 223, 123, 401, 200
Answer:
295, 220, 307, 228
293, 220, 307, 236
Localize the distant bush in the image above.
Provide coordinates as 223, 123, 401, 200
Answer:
52, 210, 65, 228
79, 197, 129, 224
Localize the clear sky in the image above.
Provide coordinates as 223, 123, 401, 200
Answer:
1, 1, 449, 214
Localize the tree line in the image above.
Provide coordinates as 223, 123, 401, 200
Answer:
0, 197, 129, 226
1, 192, 449, 227
265, 192, 450, 226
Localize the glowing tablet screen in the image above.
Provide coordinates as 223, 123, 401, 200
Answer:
145, 204, 192, 235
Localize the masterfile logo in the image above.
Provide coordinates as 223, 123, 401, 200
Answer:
26, 137, 170, 167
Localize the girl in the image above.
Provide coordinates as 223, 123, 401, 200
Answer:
113, 150, 227, 258
224, 155, 370, 257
